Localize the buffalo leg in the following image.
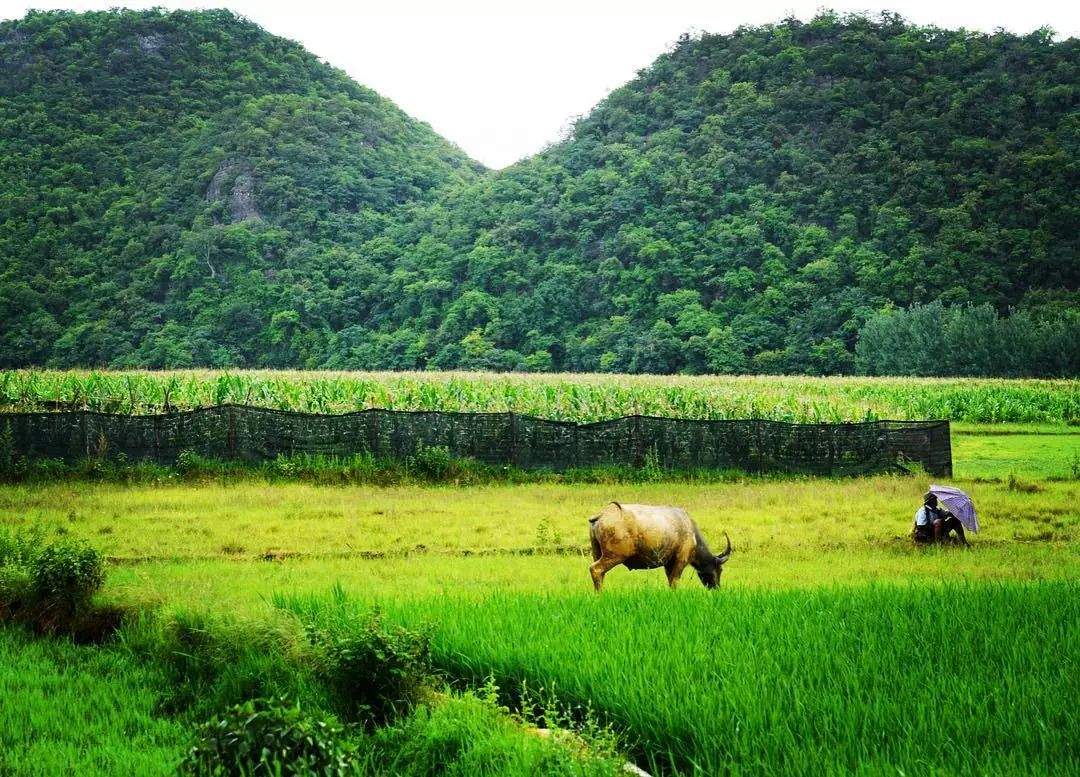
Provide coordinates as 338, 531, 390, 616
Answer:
590, 557, 620, 592
665, 558, 688, 589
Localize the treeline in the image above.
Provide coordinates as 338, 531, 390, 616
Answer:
0, 10, 1076, 376
856, 301, 1080, 377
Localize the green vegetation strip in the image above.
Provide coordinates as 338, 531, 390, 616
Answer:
380, 584, 1078, 776
3, 371, 1077, 423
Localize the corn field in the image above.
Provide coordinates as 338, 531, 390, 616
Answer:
0, 370, 1075, 423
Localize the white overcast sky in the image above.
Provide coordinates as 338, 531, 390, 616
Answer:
4, 1, 1078, 168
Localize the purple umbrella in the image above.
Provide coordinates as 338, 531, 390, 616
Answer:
929, 484, 979, 532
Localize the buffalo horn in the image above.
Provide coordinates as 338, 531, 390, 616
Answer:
716, 531, 732, 563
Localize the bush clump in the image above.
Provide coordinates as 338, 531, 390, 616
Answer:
31, 539, 105, 614
0, 528, 107, 634
406, 443, 454, 480
309, 610, 432, 726
181, 697, 353, 776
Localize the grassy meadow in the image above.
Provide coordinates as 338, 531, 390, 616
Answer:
0, 372, 1076, 775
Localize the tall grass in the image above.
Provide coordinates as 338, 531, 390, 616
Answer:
1, 370, 1076, 423
0, 628, 185, 775
374, 583, 1078, 776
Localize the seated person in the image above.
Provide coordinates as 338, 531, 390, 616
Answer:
913, 493, 969, 545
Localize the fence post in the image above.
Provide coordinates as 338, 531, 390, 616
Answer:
633, 415, 643, 469
227, 405, 237, 460
508, 412, 518, 468
939, 421, 953, 477
79, 410, 88, 460
572, 423, 580, 470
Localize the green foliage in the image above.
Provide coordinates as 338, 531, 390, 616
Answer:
0, 8, 477, 371
363, 690, 621, 776
30, 538, 105, 613
0, 528, 39, 610
405, 443, 453, 480
0, 10, 1075, 375
181, 698, 353, 777
0, 528, 107, 634
856, 302, 1080, 376
384, 583, 1080, 776
276, 594, 433, 726
143, 610, 329, 717
0, 628, 187, 775
3, 370, 1076, 424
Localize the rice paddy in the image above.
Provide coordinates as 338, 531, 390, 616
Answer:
378, 583, 1078, 776
0, 628, 185, 776
1, 373, 1076, 774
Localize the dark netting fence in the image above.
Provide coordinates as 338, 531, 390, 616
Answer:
0, 406, 952, 476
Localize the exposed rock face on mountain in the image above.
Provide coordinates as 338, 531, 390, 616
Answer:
206, 160, 260, 223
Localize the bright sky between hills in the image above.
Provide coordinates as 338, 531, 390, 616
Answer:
4, 0, 1078, 168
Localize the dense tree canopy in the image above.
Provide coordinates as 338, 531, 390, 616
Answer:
0, 9, 479, 367
1, 10, 1076, 374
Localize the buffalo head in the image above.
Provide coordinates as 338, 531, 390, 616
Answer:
696, 532, 732, 589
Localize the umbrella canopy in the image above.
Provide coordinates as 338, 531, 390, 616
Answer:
929, 484, 979, 532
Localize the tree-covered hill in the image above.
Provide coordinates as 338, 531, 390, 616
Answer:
0, 9, 480, 367
359, 13, 1078, 375
1, 10, 1076, 374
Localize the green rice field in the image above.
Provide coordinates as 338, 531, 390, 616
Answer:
0, 372, 1076, 775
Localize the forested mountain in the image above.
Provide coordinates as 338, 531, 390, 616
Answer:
1, 10, 1077, 374
0, 9, 480, 367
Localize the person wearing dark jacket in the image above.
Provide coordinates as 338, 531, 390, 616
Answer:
913, 493, 968, 545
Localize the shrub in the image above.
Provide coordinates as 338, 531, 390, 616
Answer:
406, 443, 453, 480
181, 697, 352, 776
31, 538, 105, 614
0, 528, 44, 616
0, 525, 44, 569
0, 564, 31, 614
308, 610, 432, 726
0, 529, 111, 637
271, 453, 298, 478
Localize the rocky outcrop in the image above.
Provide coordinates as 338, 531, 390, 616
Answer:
205, 160, 261, 222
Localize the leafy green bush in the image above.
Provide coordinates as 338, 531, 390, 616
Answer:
0, 528, 41, 615
176, 449, 204, 476
0, 529, 107, 635
309, 611, 432, 726
181, 697, 353, 776
0, 525, 43, 569
31, 539, 105, 614
406, 444, 453, 480
0, 565, 31, 614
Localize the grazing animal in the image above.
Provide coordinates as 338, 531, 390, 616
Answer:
587, 502, 731, 591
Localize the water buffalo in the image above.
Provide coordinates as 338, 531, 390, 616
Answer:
588, 501, 731, 591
